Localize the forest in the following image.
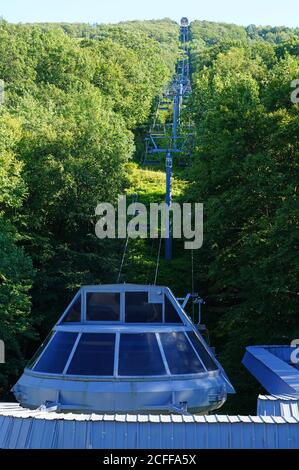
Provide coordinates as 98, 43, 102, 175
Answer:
0, 18, 298, 413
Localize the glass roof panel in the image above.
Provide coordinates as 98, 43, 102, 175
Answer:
67, 333, 115, 376
164, 296, 183, 323
33, 332, 78, 374
62, 296, 81, 323
118, 333, 166, 376
87, 293, 120, 322
27, 331, 55, 369
160, 332, 205, 374
187, 332, 218, 371
125, 292, 163, 323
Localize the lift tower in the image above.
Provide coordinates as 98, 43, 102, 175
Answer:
143, 18, 194, 260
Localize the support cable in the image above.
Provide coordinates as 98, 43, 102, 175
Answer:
154, 236, 163, 286
146, 236, 156, 285
191, 249, 195, 322
117, 194, 138, 283
117, 234, 130, 284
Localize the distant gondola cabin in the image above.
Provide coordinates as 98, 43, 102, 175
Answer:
181, 17, 189, 27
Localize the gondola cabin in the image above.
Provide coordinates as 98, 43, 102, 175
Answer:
13, 285, 234, 414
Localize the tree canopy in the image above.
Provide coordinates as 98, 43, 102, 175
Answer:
0, 19, 176, 396
0, 18, 298, 413
189, 20, 299, 412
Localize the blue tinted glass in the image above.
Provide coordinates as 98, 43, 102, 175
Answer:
118, 333, 166, 376
87, 293, 120, 321
67, 333, 115, 376
62, 296, 81, 323
27, 332, 55, 369
160, 332, 205, 374
164, 297, 182, 323
125, 292, 162, 323
34, 332, 78, 374
187, 332, 218, 371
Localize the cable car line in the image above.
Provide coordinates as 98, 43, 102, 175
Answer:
143, 19, 194, 261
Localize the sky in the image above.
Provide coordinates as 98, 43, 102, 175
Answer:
0, 0, 299, 27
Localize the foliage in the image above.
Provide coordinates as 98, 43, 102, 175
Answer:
189, 23, 299, 412
0, 19, 177, 393
0, 17, 298, 414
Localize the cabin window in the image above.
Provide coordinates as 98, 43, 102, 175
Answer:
27, 331, 55, 369
62, 296, 81, 323
33, 332, 78, 374
160, 332, 205, 374
187, 332, 218, 371
86, 293, 120, 321
67, 333, 115, 376
125, 292, 162, 323
118, 333, 166, 376
164, 296, 183, 323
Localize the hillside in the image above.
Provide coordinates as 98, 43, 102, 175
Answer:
0, 18, 298, 413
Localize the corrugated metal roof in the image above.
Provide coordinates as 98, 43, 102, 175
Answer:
1, 404, 298, 424
257, 394, 299, 418
0, 404, 298, 449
